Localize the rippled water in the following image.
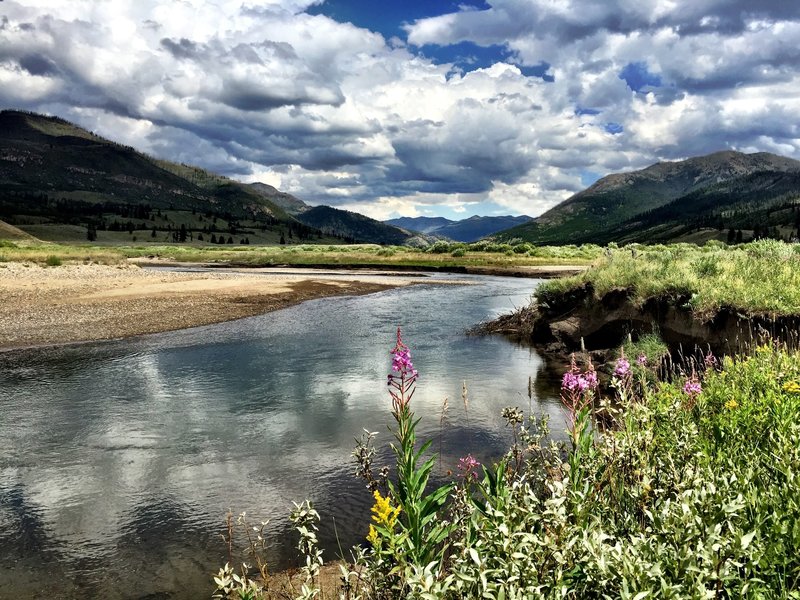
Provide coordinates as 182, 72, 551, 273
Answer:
0, 272, 563, 599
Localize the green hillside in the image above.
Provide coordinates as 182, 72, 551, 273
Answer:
296, 205, 412, 245
0, 110, 328, 244
498, 151, 800, 245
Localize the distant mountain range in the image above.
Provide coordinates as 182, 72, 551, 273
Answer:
385, 215, 531, 242
0, 110, 411, 245
5, 110, 798, 248
495, 150, 800, 244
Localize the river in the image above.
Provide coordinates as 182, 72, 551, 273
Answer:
0, 272, 563, 599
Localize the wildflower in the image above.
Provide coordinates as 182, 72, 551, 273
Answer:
561, 354, 598, 393
370, 490, 401, 530
683, 376, 702, 398
783, 380, 800, 394
636, 354, 648, 366
724, 399, 738, 410
387, 327, 418, 412
457, 454, 481, 480
614, 357, 631, 378
366, 525, 379, 546
704, 351, 718, 368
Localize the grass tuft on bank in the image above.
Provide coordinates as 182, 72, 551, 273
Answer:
538, 239, 800, 317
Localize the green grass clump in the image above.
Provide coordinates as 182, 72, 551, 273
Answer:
539, 239, 800, 316
44, 255, 63, 266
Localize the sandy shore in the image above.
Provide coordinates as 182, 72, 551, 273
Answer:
0, 263, 434, 350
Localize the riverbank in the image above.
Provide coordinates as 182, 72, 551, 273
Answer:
0, 262, 436, 350
479, 240, 800, 361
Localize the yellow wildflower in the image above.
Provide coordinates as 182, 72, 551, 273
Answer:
724, 399, 738, 410
782, 380, 800, 394
370, 490, 401, 529
366, 525, 379, 546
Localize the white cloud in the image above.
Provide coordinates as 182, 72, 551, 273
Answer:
2, 0, 800, 219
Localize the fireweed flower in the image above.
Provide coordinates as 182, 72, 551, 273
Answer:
457, 454, 481, 480
387, 327, 418, 412
636, 354, 648, 366
683, 376, 702, 398
561, 355, 599, 394
614, 357, 631, 378
704, 351, 718, 368
560, 354, 598, 437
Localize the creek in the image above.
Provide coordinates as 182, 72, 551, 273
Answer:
0, 272, 563, 599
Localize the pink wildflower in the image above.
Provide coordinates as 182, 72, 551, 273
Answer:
457, 454, 481, 480
636, 354, 648, 366
683, 376, 702, 397
387, 328, 418, 412
614, 358, 631, 378
561, 356, 598, 393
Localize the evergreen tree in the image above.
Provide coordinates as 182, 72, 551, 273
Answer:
86, 223, 97, 242
727, 228, 735, 244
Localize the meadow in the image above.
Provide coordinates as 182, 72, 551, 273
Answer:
0, 238, 599, 269
4, 236, 799, 598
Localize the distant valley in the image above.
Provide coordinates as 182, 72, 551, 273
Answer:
385, 215, 532, 243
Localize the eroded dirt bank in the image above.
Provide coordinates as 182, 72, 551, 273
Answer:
479, 282, 800, 359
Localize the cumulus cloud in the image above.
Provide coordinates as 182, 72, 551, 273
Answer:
1, 0, 799, 218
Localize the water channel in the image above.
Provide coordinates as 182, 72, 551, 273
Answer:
0, 272, 563, 599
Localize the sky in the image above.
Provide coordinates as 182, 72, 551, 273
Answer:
2, 1, 800, 221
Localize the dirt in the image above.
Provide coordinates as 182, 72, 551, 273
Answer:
0, 263, 437, 350
478, 282, 800, 359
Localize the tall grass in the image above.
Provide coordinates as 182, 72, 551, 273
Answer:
540, 239, 800, 316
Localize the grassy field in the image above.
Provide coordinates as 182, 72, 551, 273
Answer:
538, 239, 800, 317
0, 239, 600, 269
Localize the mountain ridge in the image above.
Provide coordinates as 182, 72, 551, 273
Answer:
0, 109, 411, 245
497, 150, 800, 244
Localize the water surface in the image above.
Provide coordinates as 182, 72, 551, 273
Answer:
0, 273, 563, 599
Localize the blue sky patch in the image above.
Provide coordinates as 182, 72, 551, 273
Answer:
604, 122, 624, 135
619, 61, 662, 92
307, 0, 490, 40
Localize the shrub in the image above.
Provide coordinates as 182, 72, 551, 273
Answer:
44, 255, 62, 266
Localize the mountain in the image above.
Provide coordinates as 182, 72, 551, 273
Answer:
0, 110, 406, 246
385, 214, 532, 242
496, 151, 800, 244
432, 215, 532, 242
296, 205, 412, 245
247, 182, 309, 215
385, 216, 454, 234
0, 110, 292, 222
0, 218, 38, 241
